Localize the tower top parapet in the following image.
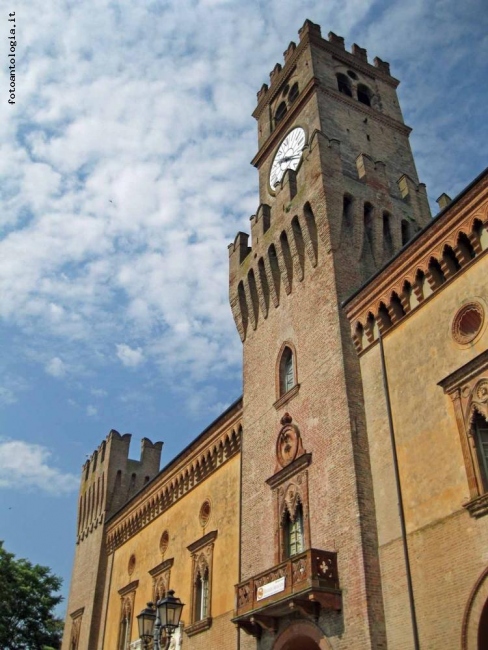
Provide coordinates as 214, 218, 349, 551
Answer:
255, 19, 396, 113
81, 428, 163, 483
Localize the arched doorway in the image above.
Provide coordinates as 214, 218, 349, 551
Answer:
280, 635, 321, 650
462, 566, 488, 649
478, 597, 488, 649
272, 620, 332, 650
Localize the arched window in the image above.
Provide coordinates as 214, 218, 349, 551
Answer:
401, 219, 410, 246
357, 84, 372, 106
289, 82, 299, 103
473, 412, 488, 492
118, 601, 132, 650
280, 347, 295, 395
275, 101, 287, 124
194, 565, 209, 622
284, 503, 304, 557
336, 73, 352, 97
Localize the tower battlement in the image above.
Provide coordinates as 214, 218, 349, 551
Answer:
256, 20, 395, 117
77, 430, 163, 543
229, 125, 431, 341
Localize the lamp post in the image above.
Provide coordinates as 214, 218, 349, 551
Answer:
137, 590, 185, 650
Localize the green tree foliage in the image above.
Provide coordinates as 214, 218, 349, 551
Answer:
0, 541, 64, 650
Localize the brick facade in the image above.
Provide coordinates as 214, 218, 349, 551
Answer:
63, 19, 488, 650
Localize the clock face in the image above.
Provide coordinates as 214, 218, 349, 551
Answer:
269, 127, 306, 190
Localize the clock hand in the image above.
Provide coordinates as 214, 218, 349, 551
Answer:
277, 154, 300, 164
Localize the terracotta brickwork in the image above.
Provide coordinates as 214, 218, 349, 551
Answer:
62, 431, 163, 650
230, 18, 434, 650
63, 17, 488, 650
62, 401, 241, 650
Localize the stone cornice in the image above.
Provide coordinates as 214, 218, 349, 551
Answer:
105, 404, 242, 553
187, 530, 218, 555
344, 170, 488, 352
70, 607, 84, 620
266, 453, 312, 489
148, 557, 174, 578
438, 350, 488, 393
118, 580, 139, 597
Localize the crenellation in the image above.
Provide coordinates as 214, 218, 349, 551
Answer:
257, 82, 268, 102
283, 41, 296, 63
397, 174, 431, 229
437, 192, 452, 210
352, 43, 368, 63
328, 31, 345, 49
298, 19, 321, 43
374, 56, 391, 75
250, 204, 271, 245
269, 62, 282, 86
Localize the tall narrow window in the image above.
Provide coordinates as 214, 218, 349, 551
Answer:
275, 101, 287, 124
280, 347, 294, 395
118, 603, 131, 650
336, 73, 352, 97
473, 412, 488, 492
284, 503, 304, 557
357, 84, 372, 106
186, 530, 217, 636
117, 585, 137, 650
195, 566, 209, 621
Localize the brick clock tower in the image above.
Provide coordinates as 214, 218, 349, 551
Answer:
230, 20, 431, 650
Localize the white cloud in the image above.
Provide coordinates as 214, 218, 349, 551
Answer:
91, 388, 107, 398
0, 0, 485, 402
0, 440, 79, 495
0, 387, 17, 406
86, 405, 98, 416
45, 356, 67, 377
116, 344, 145, 368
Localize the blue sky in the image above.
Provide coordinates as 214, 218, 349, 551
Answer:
1, 0, 487, 617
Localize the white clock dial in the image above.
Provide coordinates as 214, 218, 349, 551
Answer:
269, 127, 306, 190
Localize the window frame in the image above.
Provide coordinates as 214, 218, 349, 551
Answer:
283, 500, 305, 558
275, 341, 299, 408
149, 557, 174, 604
69, 607, 84, 650
185, 530, 217, 637
117, 581, 138, 650
439, 349, 488, 518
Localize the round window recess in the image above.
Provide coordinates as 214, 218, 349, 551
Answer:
347, 70, 358, 80
159, 530, 169, 556
281, 84, 289, 97
199, 499, 212, 528
452, 301, 485, 345
128, 554, 136, 576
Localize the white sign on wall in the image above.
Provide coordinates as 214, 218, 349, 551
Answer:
256, 576, 286, 601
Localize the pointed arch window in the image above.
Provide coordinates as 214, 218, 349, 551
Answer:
186, 530, 217, 636
473, 411, 488, 492
195, 565, 209, 621
275, 343, 299, 408
118, 599, 132, 650
117, 582, 138, 650
440, 349, 488, 518
284, 502, 304, 557
280, 346, 295, 395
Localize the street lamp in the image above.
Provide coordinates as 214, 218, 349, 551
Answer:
137, 590, 185, 650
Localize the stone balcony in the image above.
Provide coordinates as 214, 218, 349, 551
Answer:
233, 548, 341, 638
